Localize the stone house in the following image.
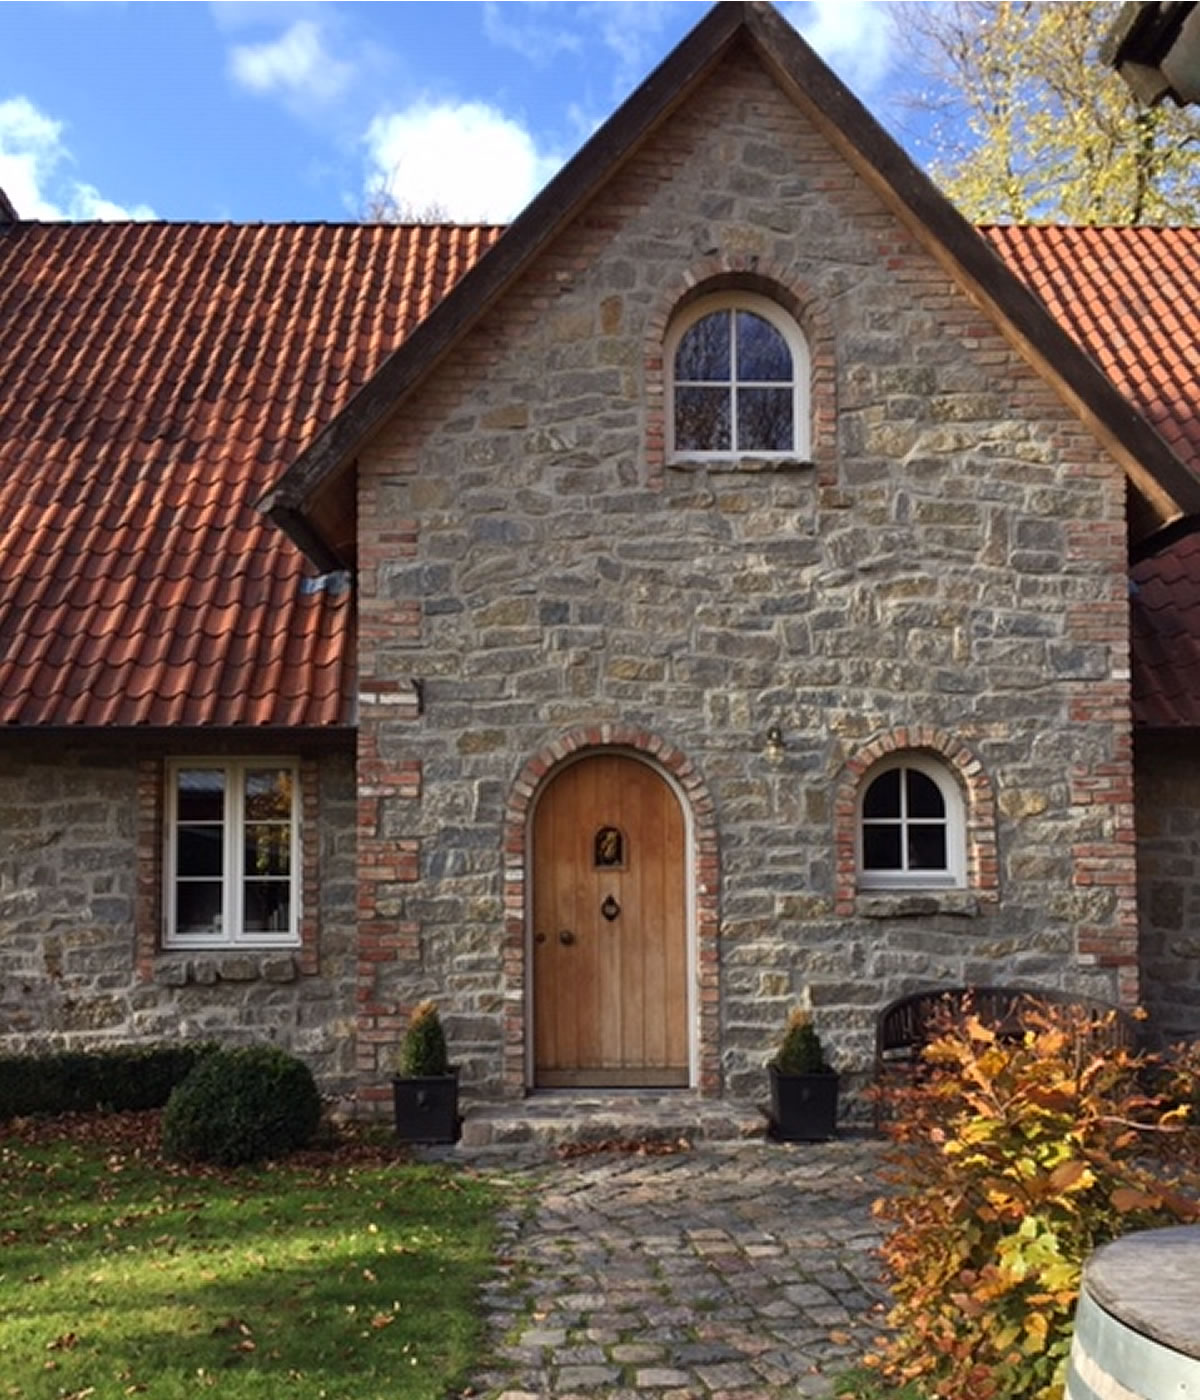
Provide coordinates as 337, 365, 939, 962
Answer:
3, 2, 1200, 1119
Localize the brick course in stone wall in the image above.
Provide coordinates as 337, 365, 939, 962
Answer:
353, 49, 1136, 1105
0, 737, 358, 1092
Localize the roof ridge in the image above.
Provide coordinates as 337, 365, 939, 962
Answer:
980, 222, 1200, 233
4, 217, 506, 232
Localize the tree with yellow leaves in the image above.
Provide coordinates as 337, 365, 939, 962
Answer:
893, 0, 1200, 225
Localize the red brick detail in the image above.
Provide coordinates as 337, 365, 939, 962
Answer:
643, 258, 838, 487
832, 729, 999, 916
357, 727, 422, 798
134, 757, 163, 983
1068, 687, 1139, 1004
502, 727, 722, 1099
297, 758, 321, 976
355, 720, 423, 1087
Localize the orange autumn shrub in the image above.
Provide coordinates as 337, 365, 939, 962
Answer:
869, 1000, 1200, 1400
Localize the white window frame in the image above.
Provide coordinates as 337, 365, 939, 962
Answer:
856, 753, 966, 891
164, 757, 301, 949
665, 291, 811, 462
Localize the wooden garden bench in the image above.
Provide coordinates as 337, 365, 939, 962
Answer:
874, 984, 1138, 1123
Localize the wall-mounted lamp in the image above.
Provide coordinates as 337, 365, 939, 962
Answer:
765, 724, 785, 760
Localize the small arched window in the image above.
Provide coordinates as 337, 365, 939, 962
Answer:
857, 754, 966, 890
665, 293, 810, 460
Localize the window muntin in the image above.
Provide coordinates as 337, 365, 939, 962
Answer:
166, 760, 299, 947
857, 756, 965, 889
666, 293, 810, 460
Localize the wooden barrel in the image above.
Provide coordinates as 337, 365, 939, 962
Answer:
1067, 1226, 1200, 1399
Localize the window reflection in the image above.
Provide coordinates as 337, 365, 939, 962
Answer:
672, 302, 797, 455
861, 763, 952, 877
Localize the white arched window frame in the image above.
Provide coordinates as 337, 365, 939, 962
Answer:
856, 753, 966, 890
664, 292, 811, 462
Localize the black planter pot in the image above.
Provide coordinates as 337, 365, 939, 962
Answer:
768, 1062, 839, 1142
392, 1070, 460, 1144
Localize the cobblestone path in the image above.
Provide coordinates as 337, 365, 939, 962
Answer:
465, 1139, 891, 1399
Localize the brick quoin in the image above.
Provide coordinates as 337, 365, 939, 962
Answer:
134, 757, 163, 983
502, 728, 722, 1099
355, 709, 423, 1093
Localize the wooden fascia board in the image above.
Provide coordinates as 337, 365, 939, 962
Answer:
743, 4, 1200, 547
265, 504, 348, 576
258, 2, 751, 534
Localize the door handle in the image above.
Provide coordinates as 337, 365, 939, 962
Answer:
558, 929, 576, 946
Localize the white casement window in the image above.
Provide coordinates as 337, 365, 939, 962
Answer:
165, 759, 300, 948
665, 292, 810, 460
857, 754, 966, 890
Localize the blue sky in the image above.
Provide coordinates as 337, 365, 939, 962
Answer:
0, 2, 911, 224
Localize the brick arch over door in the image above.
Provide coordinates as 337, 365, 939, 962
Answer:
833, 727, 999, 915
643, 255, 838, 486
503, 726, 721, 1097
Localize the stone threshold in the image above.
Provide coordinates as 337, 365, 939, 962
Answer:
457, 1089, 766, 1151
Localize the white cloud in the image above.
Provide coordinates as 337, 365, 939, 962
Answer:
479, 1, 678, 99
364, 100, 562, 223
481, 2, 583, 66
783, 0, 896, 95
0, 96, 154, 221
228, 19, 353, 104
591, 2, 680, 93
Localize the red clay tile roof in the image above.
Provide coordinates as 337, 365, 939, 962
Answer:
0, 220, 500, 726
1129, 532, 1200, 727
986, 227, 1200, 728
985, 225, 1200, 468
2, 216, 1200, 727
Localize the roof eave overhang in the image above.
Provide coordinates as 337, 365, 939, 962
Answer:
1103, 1, 1200, 106
262, 0, 1200, 565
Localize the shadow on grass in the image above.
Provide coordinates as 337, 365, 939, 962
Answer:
1, 1135, 500, 1400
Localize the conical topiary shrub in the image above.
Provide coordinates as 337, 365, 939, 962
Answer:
774, 1008, 831, 1076
769, 1007, 838, 1143
399, 999, 450, 1077
392, 1000, 458, 1144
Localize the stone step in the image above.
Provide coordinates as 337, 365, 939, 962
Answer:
457, 1091, 766, 1150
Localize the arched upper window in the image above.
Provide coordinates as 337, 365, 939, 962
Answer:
665, 293, 810, 461
857, 754, 966, 890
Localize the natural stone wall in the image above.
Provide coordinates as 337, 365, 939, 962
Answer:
0, 736, 358, 1092
1135, 733, 1200, 1045
355, 46, 1135, 1104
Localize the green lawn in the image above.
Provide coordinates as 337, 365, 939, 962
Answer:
0, 1115, 501, 1400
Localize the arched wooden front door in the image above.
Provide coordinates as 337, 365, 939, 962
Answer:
532, 753, 689, 1087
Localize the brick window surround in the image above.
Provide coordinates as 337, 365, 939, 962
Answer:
644, 258, 838, 488
833, 728, 999, 915
135, 755, 320, 980
502, 726, 722, 1098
